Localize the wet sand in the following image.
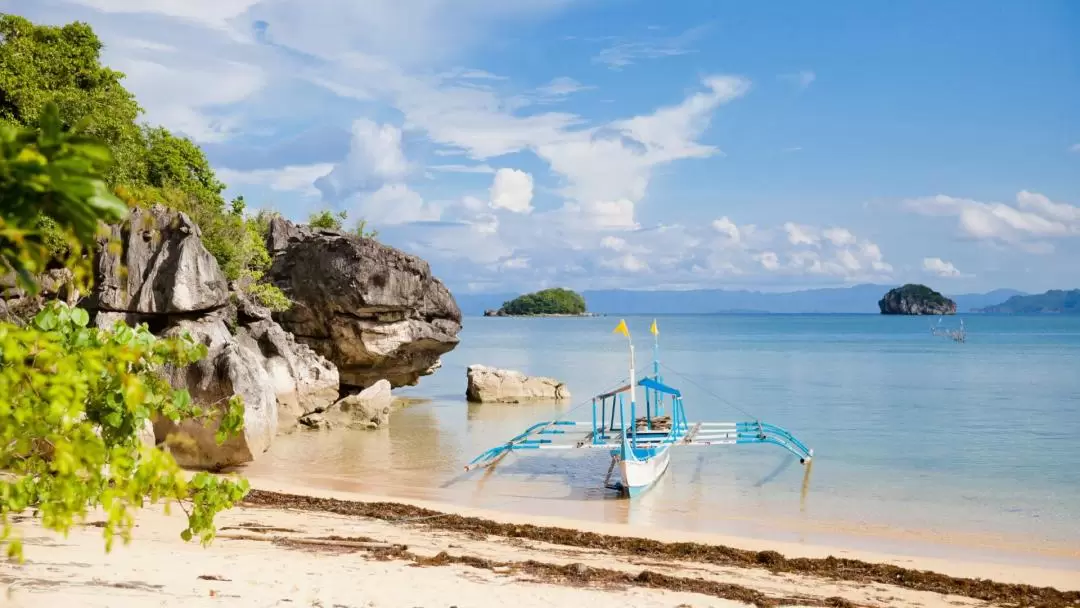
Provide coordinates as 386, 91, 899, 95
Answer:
4, 479, 1076, 608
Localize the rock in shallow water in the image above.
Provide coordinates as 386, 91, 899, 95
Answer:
299, 379, 394, 430
465, 365, 571, 403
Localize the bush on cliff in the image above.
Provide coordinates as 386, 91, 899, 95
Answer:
0, 105, 248, 560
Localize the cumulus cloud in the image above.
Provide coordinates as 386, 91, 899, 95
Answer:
315, 119, 409, 201
217, 163, 335, 197
489, 168, 534, 213
905, 190, 1080, 252
922, 257, 963, 278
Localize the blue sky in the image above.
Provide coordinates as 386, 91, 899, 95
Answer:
7, 0, 1079, 294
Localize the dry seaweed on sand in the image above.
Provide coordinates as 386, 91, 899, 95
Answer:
243, 490, 1080, 608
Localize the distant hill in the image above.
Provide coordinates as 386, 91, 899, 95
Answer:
454, 284, 1026, 315
977, 289, 1080, 314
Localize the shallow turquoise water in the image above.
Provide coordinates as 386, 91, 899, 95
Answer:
249, 314, 1080, 561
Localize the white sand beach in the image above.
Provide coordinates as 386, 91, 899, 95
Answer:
2, 481, 1076, 608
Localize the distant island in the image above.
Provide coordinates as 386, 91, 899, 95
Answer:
878, 284, 957, 315
484, 288, 591, 317
977, 289, 1080, 314
455, 284, 1025, 315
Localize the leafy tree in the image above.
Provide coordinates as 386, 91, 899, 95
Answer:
308, 209, 347, 231
500, 288, 587, 315
0, 14, 144, 184
0, 106, 248, 560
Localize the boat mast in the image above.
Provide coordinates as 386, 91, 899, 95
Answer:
613, 319, 636, 452
650, 319, 662, 417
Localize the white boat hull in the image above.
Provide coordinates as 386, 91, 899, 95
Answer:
618, 446, 671, 497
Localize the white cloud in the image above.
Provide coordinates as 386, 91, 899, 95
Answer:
905, 190, 1080, 252
316, 119, 409, 201
783, 222, 818, 246
537, 77, 593, 97
110, 57, 265, 142
822, 227, 857, 246
349, 184, 440, 225
600, 236, 627, 251
756, 251, 780, 271
429, 164, 496, 174
489, 168, 534, 213
780, 70, 816, 90
1069, 143, 1080, 153
922, 257, 963, 278
592, 26, 705, 69
711, 216, 741, 244
217, 163, 335, 197
67, 0, 260, 29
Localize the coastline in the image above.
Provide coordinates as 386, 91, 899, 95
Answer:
4, 479, 1077, 608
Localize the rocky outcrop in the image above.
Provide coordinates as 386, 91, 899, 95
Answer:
231, 289, 340, 428
1, 268, 78, 323
86, 205, 340, 468
266, 217, 462, 389
156, 316, 278, 469
878, 284, 957, 316
88, 205, 228, 315
299, 379, 393, 430
466, 365, 570, 403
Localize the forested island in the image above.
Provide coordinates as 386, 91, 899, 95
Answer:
878, 284, 957, 315
977, 289, 1080, 314
484, 288, 590, 316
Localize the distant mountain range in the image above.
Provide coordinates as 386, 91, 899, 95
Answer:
976, 289, 1080, 314
453, 284, 1030, 316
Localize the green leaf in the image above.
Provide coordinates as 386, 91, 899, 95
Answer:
71, 308, 90, 328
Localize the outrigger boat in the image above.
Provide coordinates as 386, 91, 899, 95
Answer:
466, 319, 814, 497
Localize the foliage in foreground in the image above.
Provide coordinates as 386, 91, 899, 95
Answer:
0, 105, 248, 560
500, 288, 588, 316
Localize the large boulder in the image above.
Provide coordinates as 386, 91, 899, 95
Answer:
88, 205, 228, 315
266, 217, 461, 388
156, 317, 279, 469
300, 379, 394, 430
466, 365, 571, 403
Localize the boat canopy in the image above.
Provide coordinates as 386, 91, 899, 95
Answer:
592, 377, 682, 400
637, 377, 680, 397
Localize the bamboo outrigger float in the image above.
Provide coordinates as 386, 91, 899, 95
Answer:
466, 319, 814, 497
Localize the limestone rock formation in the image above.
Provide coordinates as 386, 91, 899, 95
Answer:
156, 316, 278, 469
266, 216, 462, 389
88, 205, 228, 315
299, 379, 393, 430
84, 205, 341, 467
878, 284, 957, 316
466, 365, 571, 403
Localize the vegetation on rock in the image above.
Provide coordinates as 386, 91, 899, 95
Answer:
0, 104, 248, 560
977, 289, 1080, 314
497, 288, 588, 316
0, 14, 287, 311
306, 209, 379, 240
878, 284, 956, 315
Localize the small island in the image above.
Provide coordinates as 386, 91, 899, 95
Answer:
878, 284, 957, 315
977, 289, 1080, 314
484, 287, 590, 317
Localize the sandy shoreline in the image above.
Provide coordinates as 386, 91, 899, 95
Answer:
2, 480, 1077, 608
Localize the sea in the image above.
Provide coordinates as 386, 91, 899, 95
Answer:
245, 314, 1080, 566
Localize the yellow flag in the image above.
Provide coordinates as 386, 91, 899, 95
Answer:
650, 319, 659, 336
613, 319, 630, 338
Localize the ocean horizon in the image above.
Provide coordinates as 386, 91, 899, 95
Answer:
245, 313, 1080, 567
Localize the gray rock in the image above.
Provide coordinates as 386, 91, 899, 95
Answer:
465, 365, 571, 403
332, 379, 393, 429
156, 317, 278, 469
89, 204, 228, 315
266, 216, 461, 388
233, 316, 340, 429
